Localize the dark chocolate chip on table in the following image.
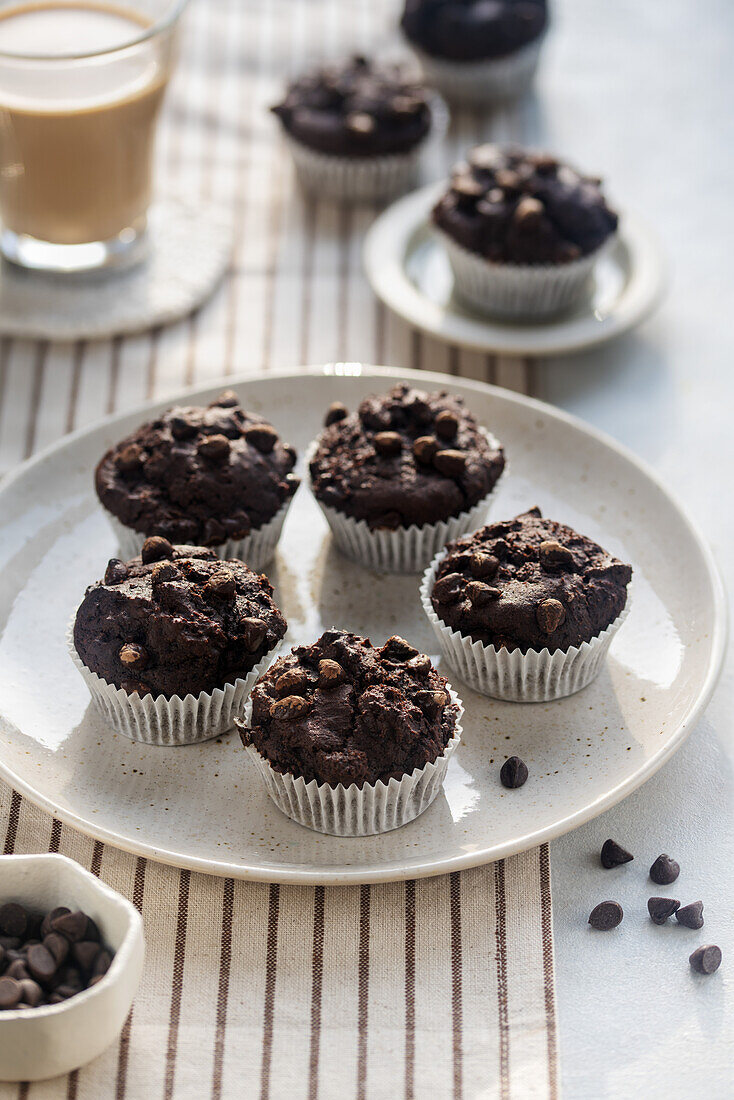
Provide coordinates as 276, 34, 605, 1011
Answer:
649, 854, 680, 885
675, 901, 704, 929
647, 897, 680, 925
600, 839, 633, 869
689, 945, 722, 975
588, 901, 623, 931
500, 757, 528, 789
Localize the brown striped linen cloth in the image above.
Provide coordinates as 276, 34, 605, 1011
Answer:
0, 1, 558, 1097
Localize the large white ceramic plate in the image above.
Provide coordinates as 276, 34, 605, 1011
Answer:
364, 184, 667, 357
0, 366, 725, 884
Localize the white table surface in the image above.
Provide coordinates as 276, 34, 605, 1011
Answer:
532, 2, 733, 1096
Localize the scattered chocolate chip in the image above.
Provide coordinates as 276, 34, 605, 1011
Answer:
373, 431, 402, 458
240, 617, 268, 653
318, 659, 346, 689
245, 425, 279, 454
205, 571, 236, 600
433, 572, 463, 603
500, 756, 528, 789
27, 944, 56, 983
151, 561, 180, 585
648, 897, 680, 925
676, 901, 704, 929
435, 410, 459, 440
115, 443, 143, 474
40, 908, 69, 939
536, 598, 566, 634
650, 854, 680, 885
141, 536, 174, 564
197, 434, 231, 462
270, 695, 311, 719
470, 552, 499, 580
539, 540, 574, 570
169, 415, 198, 441
18, 979, 42, 1007
412, 436, 439, 465
104, 559, 128, 586
212, 389, 239, 408
433, 449, 466, 477
689, 945, 722, 975
50, 911, 89, 944
414, 690, 448, 717
275, 668, 309, 696
43, 932, 69, 966
383, 636, 419, 661
406, 654, 431, 676
600, 839, 633, 869
324, 402, 349, 427
0, 977, 21, 1009
118, 643, 148, 670
514, 196, 545, 223
466, 581, 501, 605
588, 901, 623, 931
0, 904, 28, 939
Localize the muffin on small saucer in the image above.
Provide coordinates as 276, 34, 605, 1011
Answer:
308, 383, 505, 572
400, 0, 548, 105
432, 144, 618, 318
95, 390, 298, 570
70, 541, 287, 745
421, 507, 631, 701
236, 629, 463, 835
271, 54, 435, 202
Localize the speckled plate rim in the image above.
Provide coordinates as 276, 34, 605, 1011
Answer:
0, 364, 726, 884
363, 183, 668, 357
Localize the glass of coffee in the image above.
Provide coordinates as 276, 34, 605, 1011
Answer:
0, 0, 187, 273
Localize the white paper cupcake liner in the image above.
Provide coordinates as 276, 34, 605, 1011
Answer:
420, 551, 631, 702
67, 621, 280, 746
306, 432, 504, 574
240, 686, 463, 835
439, 229, 612, 320
409, 36, 544, 106
102, 495, 292, 573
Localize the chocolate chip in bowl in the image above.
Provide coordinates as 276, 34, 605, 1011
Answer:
421, 507, 632, 701
308, 382, 505, 572
94, 390, 299, 571
236, 629, 463, 835
0, 854, 144, 1082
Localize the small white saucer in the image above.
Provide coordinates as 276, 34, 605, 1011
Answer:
0, 198, 233, 342
363, 183, 667, 357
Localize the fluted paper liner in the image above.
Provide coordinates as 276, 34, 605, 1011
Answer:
420, 550, 630, 702
408, 36, 544, 106
306, 431, 504, 574
439, 230, 613, 320
240, 686, 463, 836
68, 621, 280, 746
102, 495, 292, 574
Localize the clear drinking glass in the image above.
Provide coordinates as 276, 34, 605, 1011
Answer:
0, 0, 187, 273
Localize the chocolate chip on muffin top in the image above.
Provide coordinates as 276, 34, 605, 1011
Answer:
309, 384, 505, 530
239, 630, 459, 787
73, 541, 287, 699
431, 507, 631, 653
433, 144, 618, 264
271, 54, 432, 158
95, 391, 299, 547
401, 0, 548, 62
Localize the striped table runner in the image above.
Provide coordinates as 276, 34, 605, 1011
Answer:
0, 1, 558, 1097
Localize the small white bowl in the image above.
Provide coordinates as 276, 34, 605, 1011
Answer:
0, 854, 144, 1082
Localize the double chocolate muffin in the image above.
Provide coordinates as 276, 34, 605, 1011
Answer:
309, 384, 505, 531
73, 540, 287, 699
401, 0, 548, 63
271, 54, 431, 159
433, 144, 618, 265
240, 630, 459, 788
431, 507, 631, 653
95, 390, 298, 550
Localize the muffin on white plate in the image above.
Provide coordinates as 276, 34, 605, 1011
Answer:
237, 629, 463, 836
432, 144, 619, 319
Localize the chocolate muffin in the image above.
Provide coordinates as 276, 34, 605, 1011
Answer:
271, 54, 431, 158
73, 540, 287, 699
401, 0, 548, 63
240, 630, 459, 788
431, 507, 631, 654
433, 144, 618, 265
310, 384, 505, 531
95, 390, 298, 559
